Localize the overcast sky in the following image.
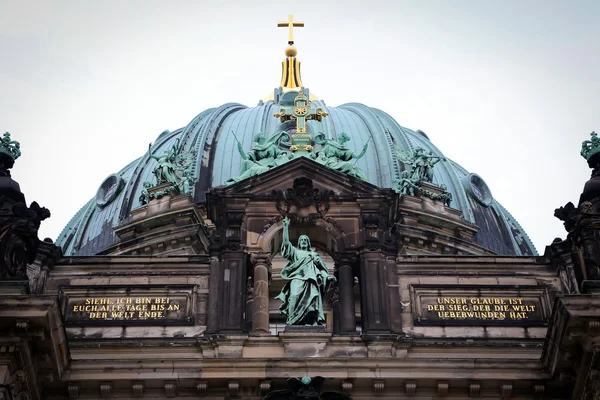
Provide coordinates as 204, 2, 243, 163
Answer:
1, 0, 597, 254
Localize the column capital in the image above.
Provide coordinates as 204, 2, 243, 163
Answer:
250, 252, 272, 267
333, 251, 359, 269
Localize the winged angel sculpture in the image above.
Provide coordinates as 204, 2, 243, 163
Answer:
140, 139, 196, 204
395, 145, 446, 184
393, 144, 451, 205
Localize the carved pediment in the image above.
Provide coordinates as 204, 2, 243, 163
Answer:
211, 156, 386, 199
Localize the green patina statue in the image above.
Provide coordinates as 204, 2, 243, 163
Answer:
400, 147, 447, 183
393, 170, 420, 196
393, 146, 452, 206
226, 131, 291, 184
312, 132, 369, 181
275, 216, 336, 326
140, 138, 196, 205
0, 132, 22, 177
148, 140, 179, 185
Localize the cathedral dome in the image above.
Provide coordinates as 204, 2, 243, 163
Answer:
55, 98, 536, 257
55, 29, 536, 258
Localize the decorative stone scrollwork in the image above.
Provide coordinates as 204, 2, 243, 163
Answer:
373, 380, 385, 394
67, 385, 80, 399
132, 383, 144, 397
500, 383, 513, 397
405, 381, 417, 396
325, 285, 339, 304
228, 381, 240, 396
274, 177, 333, 223
99, 384, 112, 398
164, 383, 176, 398
333, 252, 358, 271
341, 380, 353, 394
196, 381, 208, 394
469, 383, 481, 397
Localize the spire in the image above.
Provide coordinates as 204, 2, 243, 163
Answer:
277, 14, 304, 91
265, 14, 318, 102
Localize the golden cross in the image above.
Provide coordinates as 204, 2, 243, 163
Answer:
277, 14, 304, 45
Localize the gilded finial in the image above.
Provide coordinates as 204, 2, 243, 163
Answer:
264, 14, 319, 102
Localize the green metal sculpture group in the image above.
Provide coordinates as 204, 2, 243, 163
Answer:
140, 138, 196, 205
393, 146, 452, 206
226, 130, 369, 185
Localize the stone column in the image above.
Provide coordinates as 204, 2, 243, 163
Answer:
338, 264, 356, 334
359, 250, 391, 333
250, 253, 271, 335
335, 252, 358, 334
206, 255, 220, 333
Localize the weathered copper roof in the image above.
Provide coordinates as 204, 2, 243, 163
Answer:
56, 100, 536, 257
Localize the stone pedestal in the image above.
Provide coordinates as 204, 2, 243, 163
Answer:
279, 328, 331, 357
110, 191, 209, 255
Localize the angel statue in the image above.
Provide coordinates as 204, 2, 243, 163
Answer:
312, 132, 369, 181
147, 138, 195, 190
396, 146, 446, 184
275, 216, 336, 326
226, 131, 291, 184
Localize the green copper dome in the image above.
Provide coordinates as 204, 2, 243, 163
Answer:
55, 99, 536, 257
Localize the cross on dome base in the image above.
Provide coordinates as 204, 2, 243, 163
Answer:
274, 91, 328, 153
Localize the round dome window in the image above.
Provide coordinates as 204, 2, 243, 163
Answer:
462, 173, 493, 206
95, 174, 125, 209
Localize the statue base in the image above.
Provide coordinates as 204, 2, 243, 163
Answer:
284, 325, 327, 333
279, 327, 332, 357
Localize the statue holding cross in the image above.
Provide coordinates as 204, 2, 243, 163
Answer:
274, 90, 328, 153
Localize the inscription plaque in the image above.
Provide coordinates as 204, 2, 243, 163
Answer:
60, 285, 195, 326
409, 284, 551, 326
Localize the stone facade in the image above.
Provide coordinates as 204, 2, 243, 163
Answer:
3, 149, 600, 400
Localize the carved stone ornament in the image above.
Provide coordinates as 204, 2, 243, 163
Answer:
274, 177, 333, 222
325, 285, 339, 304
9, 370, 30, 400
